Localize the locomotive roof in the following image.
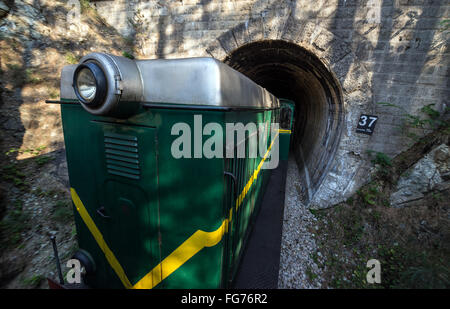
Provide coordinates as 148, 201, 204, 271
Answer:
136, 57, 279, 109
60, 56, 279, 109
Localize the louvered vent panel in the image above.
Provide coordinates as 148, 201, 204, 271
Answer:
104, 132, 140, 180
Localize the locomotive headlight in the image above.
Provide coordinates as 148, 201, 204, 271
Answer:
76, 68, 96, 101
73, 62, 107, 106
67, 52, 143, 118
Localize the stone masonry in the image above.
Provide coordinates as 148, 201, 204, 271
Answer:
91, 0, 449, 208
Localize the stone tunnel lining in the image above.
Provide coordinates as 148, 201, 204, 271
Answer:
224, 40, 345, 203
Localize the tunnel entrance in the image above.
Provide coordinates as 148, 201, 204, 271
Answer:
224, 40, 345, 202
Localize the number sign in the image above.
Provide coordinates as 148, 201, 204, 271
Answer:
356, 114, 378, 135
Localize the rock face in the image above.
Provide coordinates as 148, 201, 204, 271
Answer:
0, 0, 133, 155
0, 0, 133, 289
391, 144, 450, 208
0, 1, 10, 19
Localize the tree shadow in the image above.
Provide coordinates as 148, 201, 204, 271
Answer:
0, 0, 137, 287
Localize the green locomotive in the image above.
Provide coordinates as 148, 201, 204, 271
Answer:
50, 52, 295, 289
279, 99, 295, 161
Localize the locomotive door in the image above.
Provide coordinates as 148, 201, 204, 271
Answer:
92, 121, 161, 287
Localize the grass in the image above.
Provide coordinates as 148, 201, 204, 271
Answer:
313, 190, 449, 289
122, 51, 135, 59
1, 163, 27, 189
6, 63, 27, 87
0, 200, 29, 249
5, 145, 46, 156
65, 52, 79, 65
4, 64, 44, 86
52, 200, 73, 223
80, 0, 93, 13
34, 155, 53, 167
367, 151, 393, 181
313, 123, 450, 288
49, 88, 59, 99
2, 146, 51, 191
306, 266, 318, 282
25, 68, 43, 84
377, 102, 449, 145
61, 240, 79, 261
22, 274, 44, 288
71, 226, 77, 237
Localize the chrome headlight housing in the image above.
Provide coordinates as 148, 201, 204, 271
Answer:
73, 62, 107, 106
71, 53, 143, 118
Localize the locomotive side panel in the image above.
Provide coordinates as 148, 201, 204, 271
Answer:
152, 108, 227, 289
61, 105, 162, 289
222, 108, 280, 285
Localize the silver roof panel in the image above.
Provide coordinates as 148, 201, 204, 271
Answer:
136, 57, 278, 109
60, 56, 279, 109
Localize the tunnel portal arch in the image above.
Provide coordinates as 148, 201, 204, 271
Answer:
206, 18, 375, 208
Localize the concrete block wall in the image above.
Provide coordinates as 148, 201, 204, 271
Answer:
92, 0, 449, 208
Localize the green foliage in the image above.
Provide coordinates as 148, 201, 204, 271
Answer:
4, 64, 44, 85
6, 63, 21, 71
439, 19, 450, 31
308, 208, 326, 219
34, 188, 61, 199
376, 101, 398, 109
71, 226, 77, 237
79, 0, 92, 13
376, 102, 448, 143
1, 163, 27, 189
22, 274, 44, 288
398, 262, 449, 289
421, 104, 440, 120
378, 247, 449, 289
306, 266, 318, 282
6, 63, 26, 87
367, 150, 392, 167
310, 251, 320, 265
315, 190, 450, 289
52, 200, 73, 223
65, 52, 79, 65
431, 191, 443, 202
5, 145, 47, 156
25, 68, 42, 84
5, 147, 19, 156
49, 89, 59, 99
367, 150, 393, 181
357, 189, 374, 206
34, 155, 53, 167
0, 200, 29, 249
122, 51, 135, 59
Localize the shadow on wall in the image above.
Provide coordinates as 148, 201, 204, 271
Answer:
87, 0, 448, 206
364, 1, 449, 157
0, 0, 136, 287
200, 0, 448, 206
1, 0, 448, 209
0, 0, 134, 211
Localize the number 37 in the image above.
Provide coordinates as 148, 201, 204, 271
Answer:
359, 115, 377, 127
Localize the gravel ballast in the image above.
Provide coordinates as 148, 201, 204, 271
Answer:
278, 155, 324, 288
